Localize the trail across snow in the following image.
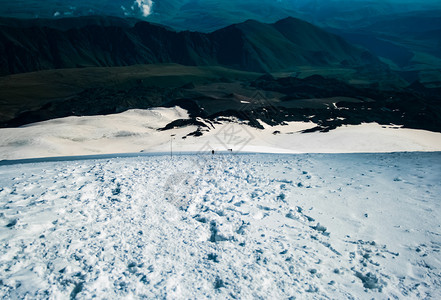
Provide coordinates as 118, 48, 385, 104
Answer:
1, 153, 440, 299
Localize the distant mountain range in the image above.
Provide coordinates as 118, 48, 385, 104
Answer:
0, 2, 439, 134
0, 16, 385, 76
1, 1, 440, 33
1, 1, 439, 87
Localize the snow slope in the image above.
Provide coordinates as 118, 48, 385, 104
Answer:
1, 107, 441, 161
1, 153, 440, 298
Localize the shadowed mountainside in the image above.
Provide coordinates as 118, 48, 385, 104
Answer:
0, 16, 385, 76
327, 10, 441, 87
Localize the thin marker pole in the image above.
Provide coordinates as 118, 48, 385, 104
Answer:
170, 134, 176, 159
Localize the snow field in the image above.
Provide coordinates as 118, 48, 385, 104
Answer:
1, 107, 441, 161
0, 152, 440, 299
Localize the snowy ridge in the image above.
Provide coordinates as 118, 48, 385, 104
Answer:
1, 153, 440, 298
0, 107, 441, 161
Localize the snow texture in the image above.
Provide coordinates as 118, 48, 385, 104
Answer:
1, 152, 440, 299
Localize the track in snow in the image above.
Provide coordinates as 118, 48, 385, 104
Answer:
0, 153, 440, 299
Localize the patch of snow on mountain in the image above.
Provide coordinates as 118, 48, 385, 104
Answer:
1, 107, 441, 161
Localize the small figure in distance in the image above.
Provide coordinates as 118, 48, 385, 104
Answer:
212, 150, 215, 155
228, 149, 233, 152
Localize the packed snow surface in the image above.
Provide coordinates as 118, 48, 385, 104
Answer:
1, 152, 440, 299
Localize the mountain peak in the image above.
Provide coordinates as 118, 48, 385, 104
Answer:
274, 16, 311, 27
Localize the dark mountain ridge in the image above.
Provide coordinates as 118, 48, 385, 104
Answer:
0, 15, 140, 30
0, 16, 385, 76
